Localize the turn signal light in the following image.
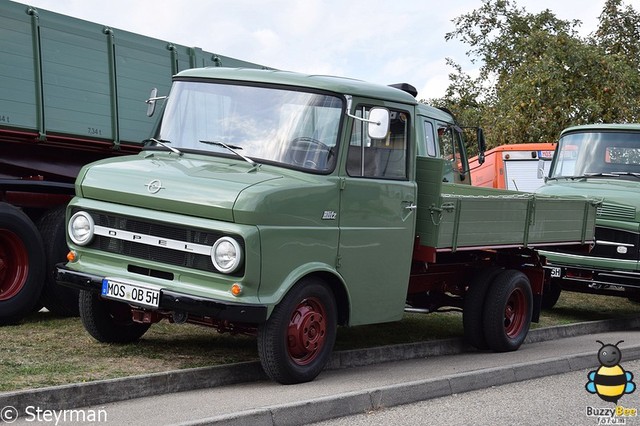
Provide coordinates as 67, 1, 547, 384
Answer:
66, 251, 77, 262
231, 283, 243, 296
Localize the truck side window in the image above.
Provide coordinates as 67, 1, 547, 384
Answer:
347, 107, 408, 179
437, 124, 465, 183
424, 121, 437, 157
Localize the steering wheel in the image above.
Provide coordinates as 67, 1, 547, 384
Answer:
288, 137, 332, 169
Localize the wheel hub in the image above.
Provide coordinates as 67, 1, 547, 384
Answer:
0, 229, 29, 301
504, 288, 526, 338
287, 297, 327, 365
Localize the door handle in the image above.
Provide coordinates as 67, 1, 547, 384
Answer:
405, 203, 417, 211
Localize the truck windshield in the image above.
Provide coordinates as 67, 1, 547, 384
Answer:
153, 80, 343, 172
550, 131, 640, 179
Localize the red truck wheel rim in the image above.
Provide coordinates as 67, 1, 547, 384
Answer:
0, 229, 29, 301
287, 297, 327, 366
504, 287, 527, 338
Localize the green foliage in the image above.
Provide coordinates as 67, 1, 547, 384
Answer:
428, 0, 640, 149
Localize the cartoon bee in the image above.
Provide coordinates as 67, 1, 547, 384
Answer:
586, 340, 636, 403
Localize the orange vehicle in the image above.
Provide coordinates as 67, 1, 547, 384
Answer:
469, 143, 556, 192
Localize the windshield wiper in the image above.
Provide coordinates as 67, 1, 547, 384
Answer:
143, 138, 182, 156
602, 172, 640, 180
199, 140, 259, 170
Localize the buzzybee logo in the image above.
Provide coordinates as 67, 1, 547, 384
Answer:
586, 341, 635, 403
585, 341, 637, 425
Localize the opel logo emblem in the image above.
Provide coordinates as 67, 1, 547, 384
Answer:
145, 179, 164, 194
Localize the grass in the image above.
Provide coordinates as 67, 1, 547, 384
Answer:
1, 291, 638, 393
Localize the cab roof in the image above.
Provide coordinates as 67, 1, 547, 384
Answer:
175, 67, 419, 105
561, 123, 640, 136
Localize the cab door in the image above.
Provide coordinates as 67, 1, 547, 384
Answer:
338, 105, 417, 325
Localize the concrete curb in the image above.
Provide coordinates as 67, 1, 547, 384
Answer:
2, 316, 640, 414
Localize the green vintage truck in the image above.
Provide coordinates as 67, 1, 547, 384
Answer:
536, 124, 640, 305
56, 68, 598, 384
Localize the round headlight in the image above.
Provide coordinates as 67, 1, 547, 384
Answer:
211, 237, 242, 274
68, 211, 95, 246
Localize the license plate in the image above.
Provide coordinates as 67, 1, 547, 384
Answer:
550, 267, 562, 278
101, 279, 160, 308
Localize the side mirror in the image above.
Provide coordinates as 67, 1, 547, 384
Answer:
145, 88, 168, 117
146, 88, 158, 117
537, 159, 545, 179
476, 128, 486, 165
367, 108, 390, 140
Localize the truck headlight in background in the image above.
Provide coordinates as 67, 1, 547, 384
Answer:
68, 211, 95, 246
211, 236, 243, 274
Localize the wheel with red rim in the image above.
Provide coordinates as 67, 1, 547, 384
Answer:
482, 269, 532, 352
79, 290, 151, 343
258, 277, 337, 384
0, 203, 45, 325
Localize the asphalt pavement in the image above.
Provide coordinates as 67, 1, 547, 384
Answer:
312, 358, 640, 426
2, 317, 640, 425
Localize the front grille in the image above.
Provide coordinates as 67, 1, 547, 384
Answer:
76, 209, 245, 276
597, 202, 636, 221
592, 226, 639, 261
546, 226, 639, 261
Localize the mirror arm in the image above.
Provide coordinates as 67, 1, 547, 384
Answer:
345, 111, 381, 125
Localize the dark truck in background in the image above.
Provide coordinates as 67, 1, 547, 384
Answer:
536, 124, 640, 306
0, 0, 267, 323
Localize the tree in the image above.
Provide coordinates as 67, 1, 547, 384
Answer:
429, 0, 640, 149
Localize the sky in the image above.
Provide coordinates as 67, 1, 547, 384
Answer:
10, 0, 640, 100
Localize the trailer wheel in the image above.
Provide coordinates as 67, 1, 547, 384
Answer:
257, 277, 337, 384
79, 290, 150, 343
0, 203, 45, 325
37, 206, 80, 317
483, 270, 532, 352
463, 267, 502, 350
541, 279, 562, 310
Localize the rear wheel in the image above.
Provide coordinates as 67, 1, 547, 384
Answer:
463, 267, 502, 350
257, 277, 337, 384
37, 206, 80, 317
483, 270, 532, 352
79, 290, 151, 343
0, 203, 45, 325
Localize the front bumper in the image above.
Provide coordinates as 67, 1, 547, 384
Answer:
56, 264, 268, 323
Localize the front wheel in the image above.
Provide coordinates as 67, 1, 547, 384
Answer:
482, 270, 532, 352
257, 278, 337, 384
79, 290, 151, 343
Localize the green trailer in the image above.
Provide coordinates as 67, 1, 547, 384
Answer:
0, 0, 268, 323
56, 67, 597, 384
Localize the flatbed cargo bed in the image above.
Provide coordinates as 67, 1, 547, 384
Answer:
415, 156, 597, 252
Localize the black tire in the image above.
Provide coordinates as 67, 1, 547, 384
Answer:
257, 277, 337, 384
79, 290, 151, 343
541, 278, 562, 310
0, 203, 45, 325
37, 206, 80, 317
483, 270, 533, 352
463, 267, 503, 350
